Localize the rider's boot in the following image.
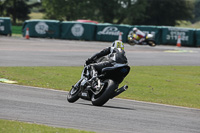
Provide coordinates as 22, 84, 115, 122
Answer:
87, 66, 98, 86
139, 38, 145, 44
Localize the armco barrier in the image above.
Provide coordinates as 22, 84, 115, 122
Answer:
128, 25, 162, 44
96, 23, 130, 42
61, 21, 96, 41
161, 26, 196, 47
22, 20, 60, 38
0, 17, 12, 35
195, 29, 200, 47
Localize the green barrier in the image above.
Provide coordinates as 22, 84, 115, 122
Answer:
161, 26, 195, 47
61, 21, 96, 41
96, 23, 131, 42
128, 25, 162, 44
195, 29, 200, 47
22, 19, 60, 38
0, 17, 12, 35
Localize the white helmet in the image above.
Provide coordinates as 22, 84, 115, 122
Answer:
111, 40, 124, 50
133, 27, 138, 33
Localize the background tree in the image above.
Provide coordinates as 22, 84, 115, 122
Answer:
0, 1, 3, 16
139, 0, 194, 26
42, 0, 148, 24
89, 0, 147, 24
42, 0, 95, 21
192, 0, 200, 23
1, 0, 31, 24
90, 0, 119, 23
41, 0, 194, 26
115, 0, 148, 24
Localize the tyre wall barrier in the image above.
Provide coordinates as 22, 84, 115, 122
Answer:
195, 29, 200, 47
0, 17, 12, 35
95, 23, 130, 42
22, 20, 60, 38
161, 26, 196, 47
60, 21, 96, 41
21, 19, 200, 47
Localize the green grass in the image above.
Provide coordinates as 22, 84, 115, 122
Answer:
11, 12, 44, 36
29, 12, 44, 19
122, 66, 200, 108
176, 20, 200, 29
0, 119, 95, 133
0, 66, 81, 90
0, 66, 200, 108
12, 25, 22, 35
0, 66, 199, 132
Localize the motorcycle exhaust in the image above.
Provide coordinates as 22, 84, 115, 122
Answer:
110, 85, 128, 99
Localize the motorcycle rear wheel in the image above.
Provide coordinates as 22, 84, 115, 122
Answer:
91, 79, 117, 106
67, 86, 80, 103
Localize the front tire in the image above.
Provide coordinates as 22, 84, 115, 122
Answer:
127, 40, 136, 46
148, 40, 156, 47
91, 79, 117, 106
67, 86, 80, 103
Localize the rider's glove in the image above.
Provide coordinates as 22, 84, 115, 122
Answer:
85, 58, 94, 65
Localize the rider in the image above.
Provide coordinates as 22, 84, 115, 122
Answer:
128, 27, 146, 44
72, 40, 127, 90
85, 40, 128, 81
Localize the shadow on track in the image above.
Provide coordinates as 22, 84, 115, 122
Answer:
76, 102, 135, 111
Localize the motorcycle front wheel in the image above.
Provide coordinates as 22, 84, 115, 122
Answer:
67, 86, 80, 103
148, 40, 156, 47
91, 79, 117, 106
127, 40, 136, 46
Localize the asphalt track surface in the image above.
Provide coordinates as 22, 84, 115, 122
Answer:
0, 36, 200, 66
0, 36, 200, 133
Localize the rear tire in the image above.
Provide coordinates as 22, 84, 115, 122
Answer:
67, 86, 80, 103
91, 79, 117, 106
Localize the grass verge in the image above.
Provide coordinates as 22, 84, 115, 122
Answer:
0, 66, 200, 108
12, 25, 22, 35
11, 12, 44, 36
29, 12, 44, 19
0, 119, 94, 133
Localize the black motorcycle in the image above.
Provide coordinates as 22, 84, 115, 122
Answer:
67, 59, 130, 106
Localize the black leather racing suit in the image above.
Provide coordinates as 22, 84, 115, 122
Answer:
72, 47, 128, 89
88, 47, 128, 74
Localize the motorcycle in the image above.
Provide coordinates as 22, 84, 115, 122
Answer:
67, 58, 130, 106
128, 33, 156, 47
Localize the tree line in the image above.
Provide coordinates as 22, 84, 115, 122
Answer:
0, 0, 200, 26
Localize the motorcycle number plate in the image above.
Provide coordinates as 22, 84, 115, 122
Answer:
82, 92, 88, 97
